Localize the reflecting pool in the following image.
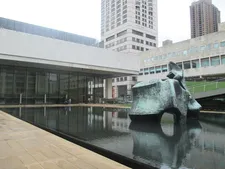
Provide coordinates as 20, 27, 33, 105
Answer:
4, 107, 225, 169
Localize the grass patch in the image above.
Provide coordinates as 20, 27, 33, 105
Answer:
186, 81, 225, 94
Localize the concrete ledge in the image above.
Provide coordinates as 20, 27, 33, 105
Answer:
0, 103, 130, 109
194, 88, 225, 99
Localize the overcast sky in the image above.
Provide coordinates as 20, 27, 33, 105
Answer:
0, 0, 224, 46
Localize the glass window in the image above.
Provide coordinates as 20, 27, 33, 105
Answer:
220, 41, 225, 47
146, 34, 156, 40
37, 72, 49, 96
222, 55, 225, 65
117, 78, 119, 82
155, 66, 161, 73
200, 46, 205, 51
124, 77, 127, 81
206, 44, 211, 50
167, 53, 172, 58
59, 74, 69, 100
183, 50, 188, 56
15, 69, 26, 96
117, 30, 127, 37
144, 68, 149, 75
214, 43, 219, 48
211, 56, 220, 66
162, 55, 167, 60
132, 29, 143, 36
162, 65, 167, 72
106, 35, 115, 42
132, 77, 137, 81
201, 58, 209, 67
192, 60, 200, 68
177, 62, 182, 69
1, 67, 14, 97
120, 77, 123, 81
49, 73, 59, 96
27, 71, 36, 97
149, 67, 155, 74
183, 61, 191, 69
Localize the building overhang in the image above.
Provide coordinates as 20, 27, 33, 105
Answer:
0, 29, 139, 78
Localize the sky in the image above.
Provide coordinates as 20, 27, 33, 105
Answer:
0, 0, 225, 46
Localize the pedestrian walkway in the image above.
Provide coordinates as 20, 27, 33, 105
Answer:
0, 111, 130, 169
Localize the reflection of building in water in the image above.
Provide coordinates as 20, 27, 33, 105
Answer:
182, 122, 225, 169
111, 111, 130, 132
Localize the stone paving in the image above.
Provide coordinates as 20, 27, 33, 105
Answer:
0, 111, 130, 169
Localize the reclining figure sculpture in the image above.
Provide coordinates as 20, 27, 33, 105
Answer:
129, 62, 201, 122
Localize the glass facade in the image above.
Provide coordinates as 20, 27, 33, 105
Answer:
222, 55, 225, 65
183, 61, 191, 69
201, 58, 209, 67
177, 62, 182, 69
149, 67, 155, 74
162, 65, 168, 72
143, 40, 225, 64
144, 68, 149, 75
211, 56, 220, 66
155, 66, 161, 73
192, 60, 200, 68
0, 65, 104, 105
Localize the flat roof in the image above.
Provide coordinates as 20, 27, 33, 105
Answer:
0, 17, 98, 46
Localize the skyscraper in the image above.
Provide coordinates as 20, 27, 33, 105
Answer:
101, 0, 158, 99
101, 0, 158, 54
190, 0, 221, 38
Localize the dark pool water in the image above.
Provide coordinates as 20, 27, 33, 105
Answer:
4, 107, 225, 169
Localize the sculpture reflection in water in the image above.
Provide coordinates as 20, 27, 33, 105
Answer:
129, 119, 202, 169
129, 62, 201, 122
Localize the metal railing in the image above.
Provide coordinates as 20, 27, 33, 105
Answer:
187, 78, 225, 94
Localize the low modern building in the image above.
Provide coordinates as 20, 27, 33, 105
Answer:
0, 19, 139, 105
112, 76, 137, 99
138, 22, 225, 82
0, 17, 99, 46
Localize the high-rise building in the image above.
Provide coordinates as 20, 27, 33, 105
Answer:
190, 0, 221, 38
101, 0, 158, 99
101, 0, 158, 54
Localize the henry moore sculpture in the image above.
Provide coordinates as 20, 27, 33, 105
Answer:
129, 62, 201, 122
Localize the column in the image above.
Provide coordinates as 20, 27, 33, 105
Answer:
127, 84, 132, 96
1, 72, 6, 97
104, 78, 112, 99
